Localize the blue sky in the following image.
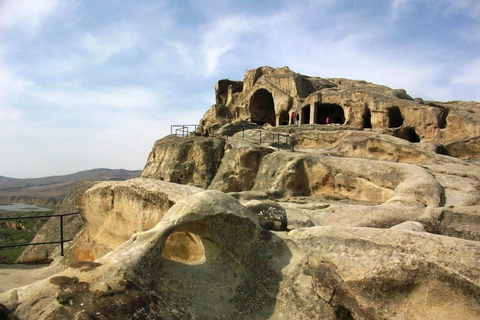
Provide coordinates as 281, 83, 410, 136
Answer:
1, 0, 479, 178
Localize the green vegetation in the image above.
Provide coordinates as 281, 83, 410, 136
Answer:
0, 210, 54, 264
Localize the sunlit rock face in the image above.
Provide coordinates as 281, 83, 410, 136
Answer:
2, 66, 480, 320
142, 135, 225, 188
201, 66, 480, 153
72, 178, 203, 262
2, 191, 480, 320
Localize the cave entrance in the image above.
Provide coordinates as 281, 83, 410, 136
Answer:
406, 128, 420, 143
438, 108, 448, 129
363, 107, 372, 128
250, 89, 275, 126
388, 106, 403, 128
315, 103, 345, 124
302, 105, 311, 124
279, 111, 289, 126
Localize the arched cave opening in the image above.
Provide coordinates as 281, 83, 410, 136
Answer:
279, 111, 289, 126
363, 107, 372, 128
249, 89, 276, 126
388, 106, 403, 128
302, 105, 311, 124
438, 108, 449, 129
162, 231, 205, 265
315, 103, 345, 124
395, 127, 421, 143
406, 128, 420, 143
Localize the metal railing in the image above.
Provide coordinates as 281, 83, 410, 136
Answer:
170, 124, 199, 137
172, 124, 295, 151
0, 212, 80, 256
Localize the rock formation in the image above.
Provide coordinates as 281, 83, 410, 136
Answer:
1, 66, 480, 319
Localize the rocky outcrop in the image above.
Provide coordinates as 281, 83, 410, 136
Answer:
0, 191, 289, 319
142, 135, 225, 188
70, 178, 203, 262
2, 66, 480, 319
445, 135, 480, 159
208, 139, 273, 192
288, 226, 480, 320
200, 66, 480, 158
252, 151, 443, 206
416, 205, 480, 241
2, 191, 480, 320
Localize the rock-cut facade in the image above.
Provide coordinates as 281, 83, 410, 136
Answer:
201, 66, 480, 149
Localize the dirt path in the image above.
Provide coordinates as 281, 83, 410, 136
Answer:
0, 263, 59, 293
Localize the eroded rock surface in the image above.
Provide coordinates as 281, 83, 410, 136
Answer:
142, 135, 225, 188
208, 139, 274, 192
3, 192, 480, 320
3, 66, 480, 319
70, 178, 203, 262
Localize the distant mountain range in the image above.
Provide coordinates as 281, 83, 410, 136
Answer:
0, 168, 142, 208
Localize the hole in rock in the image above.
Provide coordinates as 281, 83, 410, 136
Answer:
250, 89, 275, 126
363, 107, 372, 128
406, 128, 420, 143
315, 103, 345, 124
162, 232, 205, 265
438, 108, 448, 129
302, 105, 311, 124
388, 106, 403, 128
279, 111, 289, 125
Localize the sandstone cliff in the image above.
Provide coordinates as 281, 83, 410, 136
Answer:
1, 67, 480, 320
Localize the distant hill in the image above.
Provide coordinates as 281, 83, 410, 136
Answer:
0, 168, 142, 208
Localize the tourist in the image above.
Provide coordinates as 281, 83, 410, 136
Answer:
290, 112, 295, 125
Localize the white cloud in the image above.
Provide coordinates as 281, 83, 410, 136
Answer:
389, 0, 415, 20
0, 0, 60, 36
78, 27, 140, 64
33, 85, 160, 110
200, 15, 257, 76
0, 62, 34, 107
1, 0, 479, 178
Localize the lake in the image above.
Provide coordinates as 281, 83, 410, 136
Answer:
0, 203, 53, 212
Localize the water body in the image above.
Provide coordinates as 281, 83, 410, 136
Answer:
0, 203, 53, 212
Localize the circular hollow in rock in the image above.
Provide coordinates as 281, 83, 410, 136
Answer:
161, 232, 206, 264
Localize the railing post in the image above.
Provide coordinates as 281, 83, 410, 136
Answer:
285, 135, 288, 150
242, 127, 244, 140
277, 134, 280, 151
60, 215, 64, 256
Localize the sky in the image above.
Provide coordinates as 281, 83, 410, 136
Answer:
1, 0, 479, 179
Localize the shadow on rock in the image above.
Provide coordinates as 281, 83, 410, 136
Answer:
127, 190, 293, 319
